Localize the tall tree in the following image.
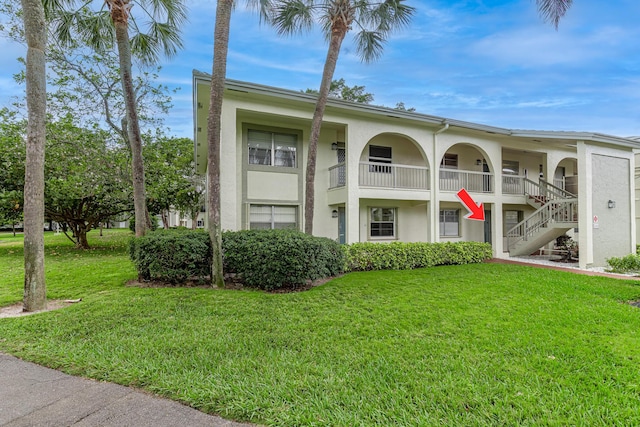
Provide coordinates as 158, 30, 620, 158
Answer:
270, 0, 414, 234
21, 0, 47, 311
0, 113, 134, 249
48, 0, 187, 238
206, 0, 270, 287
536, 0, 572, 28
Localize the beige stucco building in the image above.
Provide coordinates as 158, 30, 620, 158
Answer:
194, 71, 638, 268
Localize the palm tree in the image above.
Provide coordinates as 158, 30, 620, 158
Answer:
206, 0, 271, 287
48, 0, 187, 238
536, 0, 572, 28
21, 0, 48, 311
270, 0, 414, 235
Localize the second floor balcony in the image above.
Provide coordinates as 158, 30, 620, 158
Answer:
330, 163, 496, 193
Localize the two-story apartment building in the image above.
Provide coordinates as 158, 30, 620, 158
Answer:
193, 71, 638, 268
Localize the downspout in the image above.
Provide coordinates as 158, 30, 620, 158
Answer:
431, 122, 449, 242
435, 123, 449, 135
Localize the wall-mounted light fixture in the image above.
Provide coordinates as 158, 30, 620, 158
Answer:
608, 200, 616, 209
332, 209, 339, 218
476, 159, 482, 165
331, 142, 338, 151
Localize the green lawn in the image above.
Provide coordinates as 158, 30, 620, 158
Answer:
2, 231, 640, 425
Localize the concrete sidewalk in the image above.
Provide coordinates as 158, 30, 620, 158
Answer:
0, 352, 255, 427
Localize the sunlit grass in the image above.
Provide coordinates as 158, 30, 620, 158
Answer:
2, 232, 640, 425
0, 229, 135, 306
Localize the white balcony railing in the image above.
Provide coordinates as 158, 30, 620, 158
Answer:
502, 175, 525, 195
329, 163, 346, 189
439, 169, 494, 193
359, 162, 429, 190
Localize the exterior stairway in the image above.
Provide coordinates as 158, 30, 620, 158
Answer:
507, 179, 578, 256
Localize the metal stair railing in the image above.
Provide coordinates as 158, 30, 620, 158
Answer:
522, 178, 576, 202
507, 198, 578, 252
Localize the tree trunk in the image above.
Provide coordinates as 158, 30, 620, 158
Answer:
111, 1, 148, 238
304, 28, 347, 235
206, 0, 233, 288
191, 211, 198, 230
21, 0, 47, 312
161, 209, 169, 229
76, 225, 90, 249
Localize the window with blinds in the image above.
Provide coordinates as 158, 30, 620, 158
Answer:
439, 209, 459, 237
370, 207, 396, 238
249, 205, 298, 230
248, 130, 297, 168
368, 145, 392, 173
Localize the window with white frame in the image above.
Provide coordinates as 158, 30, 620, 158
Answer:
370, 207, 396, 238
502, 160, 521, 193
439, 209, 459, 237
441, 153, 458, 169
440, 153, 459, 182
248, 130, 297, 167
368, 145, 392, 173
249, 205, 298, 230
504, 210, 523, 234
502, 160, 519, 175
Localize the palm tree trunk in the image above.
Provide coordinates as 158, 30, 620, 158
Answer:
206, 0, 233, 288
21, 0, 47, 312
304, 28, 347, 235
111, 1, 148, 238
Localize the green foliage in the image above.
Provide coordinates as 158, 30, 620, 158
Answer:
0, 111, 133, 247
144, 136, 204, 224
223, 229, 345, 290
129, 230, 211, 283
128, 230, 492, 287
304, 78, 374, 103
606, 253, 640, 274
5, 244, 640, 426
345, 241, 493, 271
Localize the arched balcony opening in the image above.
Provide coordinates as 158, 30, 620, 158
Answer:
439, 144, 493, 194
356, 133, 430, 190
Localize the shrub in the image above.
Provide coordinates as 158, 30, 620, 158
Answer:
129, 229, 211, 283
606, 253, 640, 274
345, 241, 493, 272
223, 229, 345, 290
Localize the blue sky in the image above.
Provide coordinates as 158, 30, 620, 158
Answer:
3, 0, 640, 138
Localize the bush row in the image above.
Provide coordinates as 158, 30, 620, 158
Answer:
129, 230, 494, 289
344, 241, 493, 271
606, 253, 640, 274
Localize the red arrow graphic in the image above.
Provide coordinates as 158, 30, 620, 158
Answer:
456, 188, 485, 221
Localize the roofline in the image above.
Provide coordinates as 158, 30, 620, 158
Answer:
193, 70, 640, 149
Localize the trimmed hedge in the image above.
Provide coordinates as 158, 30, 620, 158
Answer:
223, 229, 344, 290
345, 241, 493, 271
129, 229, 211, 283
606, 253, 640, 274
129, 230, 493, 288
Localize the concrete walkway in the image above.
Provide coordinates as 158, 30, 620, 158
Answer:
487, 257, 639, 280
0, 352, 255, 427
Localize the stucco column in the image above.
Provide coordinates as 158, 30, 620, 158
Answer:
577, 141, 592, 268
346, 128, 360, 243
630, 153, 637, 252
431, 124, 448, 242
220, 104, 237, 230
